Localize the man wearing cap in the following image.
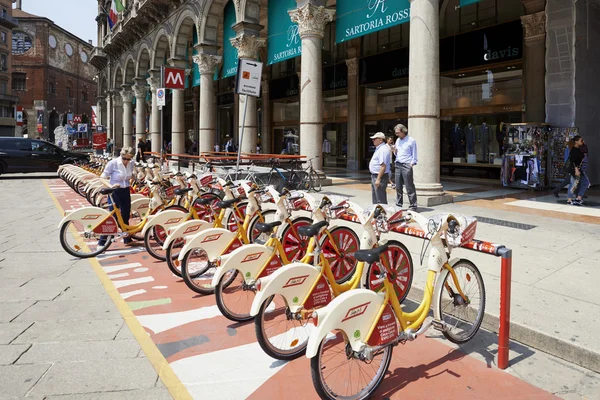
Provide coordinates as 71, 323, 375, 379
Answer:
393, 124, 418, 210
368, 132, 391, 204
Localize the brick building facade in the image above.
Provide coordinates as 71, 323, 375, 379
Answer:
13, 4, 96, 140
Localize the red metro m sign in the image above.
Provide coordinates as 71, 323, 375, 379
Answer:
163, 67, 185, 90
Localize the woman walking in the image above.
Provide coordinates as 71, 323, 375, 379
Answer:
566, 136, 589, 206
98, 147, 136, 246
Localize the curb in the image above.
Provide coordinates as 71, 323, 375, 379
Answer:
406, 285, 600, 374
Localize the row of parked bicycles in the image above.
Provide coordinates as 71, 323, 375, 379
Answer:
56, 155, 486, 400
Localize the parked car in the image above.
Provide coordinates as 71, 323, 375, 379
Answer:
0, 137, 89, 175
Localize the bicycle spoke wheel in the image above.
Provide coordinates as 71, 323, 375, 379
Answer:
59, 220, 113, 258
309, 170, 322, 192
248, 209, 277, 243
255, 294, 314, 360
192, 193, 221, 224
366, 240, 414, 302
165, 239, 186, 277
310, 331, 392, 400
215, 270, 255, 322
436, 260, 486, 344
279, 217, 312, 262
181, 247, 216, 295
321, 226, 360, 284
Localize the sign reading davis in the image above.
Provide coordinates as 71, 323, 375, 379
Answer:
222, 1, 239, 79
267, 0, 301, 65
336, 0, 410, 43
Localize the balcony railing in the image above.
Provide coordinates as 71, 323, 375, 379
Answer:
0, 13, 18, 29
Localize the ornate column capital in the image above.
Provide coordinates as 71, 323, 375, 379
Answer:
345, 58, 359, 76
193, 53, 223, 75
230, 34, 266, 59
132, 84, 148, 100
147, 76, 160, 92
521, 11, 546, 43
120, 87, 133, 104
289, 4, 335, 39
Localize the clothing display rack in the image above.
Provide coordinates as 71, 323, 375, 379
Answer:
500, 123, 549, 189
548, 127, 579, 184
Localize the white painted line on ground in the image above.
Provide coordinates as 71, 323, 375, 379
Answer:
107, 272, 130, 279
97, 248, 146, 259
102, 262, 143, 274
137, 306, 222, 334
134, 267, 149, 273
170, 342, 288, 400
113, 276, 154, 289
152, 286, 168, 289
121, 289, 147, 299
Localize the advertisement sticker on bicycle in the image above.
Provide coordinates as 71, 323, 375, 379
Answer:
200, 175, 213, 186
341, 302, 371, 322
303, 276, 333, 309
367, 304, 399, 346
92, 216, 118, 235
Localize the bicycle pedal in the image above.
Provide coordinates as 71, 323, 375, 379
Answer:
432, 320, 446, 332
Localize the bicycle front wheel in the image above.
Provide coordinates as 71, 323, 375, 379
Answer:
180, 247, 215, 295
310, 330, 392, 400
320, 226, 360, 284
434, 260, 486, 344
215, 270, 253, 322
59, 220, 113, 258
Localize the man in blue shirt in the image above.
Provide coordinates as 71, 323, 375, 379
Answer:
368, 132, 391, 204
393, 124, 418, 210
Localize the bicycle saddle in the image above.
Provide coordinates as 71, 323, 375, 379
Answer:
352, 244, 390, 264
254, 221, 282, 234
297, 220, 329, 238
195, 197, 215, 206
174, 188, 193, 196
215, 197, 242, 209
99, 187, 118, 195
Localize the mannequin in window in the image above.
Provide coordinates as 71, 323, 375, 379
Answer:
450, 122, 463, 158
464, 122, 475, 155
322, 138, 331, 155
478, 120, 491, 162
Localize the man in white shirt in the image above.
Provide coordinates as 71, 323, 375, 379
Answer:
393, 124, 418, 210
369, 132, 391, 204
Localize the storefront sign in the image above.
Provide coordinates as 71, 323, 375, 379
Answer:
359, 47, 409, 85
267, 0, 301, 65
15, 105, 23, 126
270, 75, 299, 100
222, 1, 239, 79
336, 0, 410, 43
323, 63, 348, 91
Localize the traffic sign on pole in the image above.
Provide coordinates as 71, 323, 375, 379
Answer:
156, 88, 166, 108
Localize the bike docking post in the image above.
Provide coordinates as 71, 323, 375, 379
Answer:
336, 211, 514, 370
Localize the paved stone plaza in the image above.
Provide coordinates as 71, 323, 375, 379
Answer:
1, 173, 600, 399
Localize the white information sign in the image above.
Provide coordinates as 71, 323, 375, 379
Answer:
235, 59, 263, 97
157, 88, 166, 107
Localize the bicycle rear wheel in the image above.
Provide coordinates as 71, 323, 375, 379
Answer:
434, 260, 486, 344
320, 226, 360, 284
215, 270, 254, 322
310, 331, 392, 400
366, 240, 413, 302
309, 170, 322, 192
180, 247, 216, 295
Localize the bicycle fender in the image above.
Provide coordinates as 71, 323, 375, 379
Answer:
306, 289, 385, 358
131, 198, 151, 219
140, 209, 187, 236
211, 243, 274, 288
250, 262, 320, 317
130, 193, 146, 202
177, 228, 236, 262
161, 219, 212, 250
57, 206, 112, 230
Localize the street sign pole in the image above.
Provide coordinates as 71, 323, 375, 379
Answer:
235, 94, 249, 180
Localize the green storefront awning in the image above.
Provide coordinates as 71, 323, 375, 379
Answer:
460, 0, 481, 6
267, 0, 301, 65
336, 0, 411, 44
221, 0, 239, 79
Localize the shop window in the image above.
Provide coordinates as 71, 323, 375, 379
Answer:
12, 72, 26, 91
323, 23, 348, 66
273, 101, 300, 123
323, 94, 348, 119
440, 67, 523, 110
364, 85, 409, 116
271, 57, 298, 79
362, 24, 408, 57
441, 0, 523, 37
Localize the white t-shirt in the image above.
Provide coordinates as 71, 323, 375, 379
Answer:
101, 157, 134, 187
369, 143, 391, 175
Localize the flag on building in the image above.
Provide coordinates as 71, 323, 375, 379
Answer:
108, 0, 125, 30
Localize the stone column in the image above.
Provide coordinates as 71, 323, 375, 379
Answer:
147, 69, 161, 154
112, 91, 123, 150
345, 56, 360, 170
230, 33, 265, 154
193, 50, 222, 154
133, 80, 148, 142
120, 86, 134, 148
261, 74, 271, 154
105, 93, 112, 140
408, 0, 451, 206
290, 3, 335, 171
521, 11, 546, 122
169, 59, 187, 158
